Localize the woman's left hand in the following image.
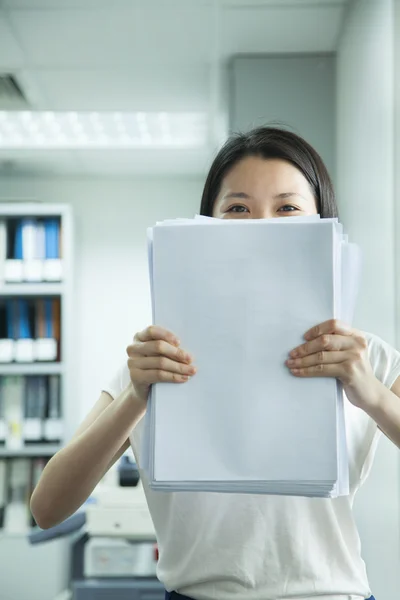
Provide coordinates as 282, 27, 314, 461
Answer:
286, 319, 380, 410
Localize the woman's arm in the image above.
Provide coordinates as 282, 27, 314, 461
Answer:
30, 325, 196, 530
30, 384, 146, 530
362, 376, 400, 449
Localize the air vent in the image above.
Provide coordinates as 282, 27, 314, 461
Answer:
0, 74, 29, 109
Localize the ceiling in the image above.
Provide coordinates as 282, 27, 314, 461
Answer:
0, 0, 349, 177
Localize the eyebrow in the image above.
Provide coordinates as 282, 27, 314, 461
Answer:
224, 192, 306, 201
224, 192, 251, 200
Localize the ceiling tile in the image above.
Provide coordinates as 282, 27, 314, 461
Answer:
24, 66, 210, 111
0, 14, 25, 69
7, 5, 213, 68
2, 0, 348, 6
3, 0, 133, 6
2, 0, 211, 8
135, 5, 213, 64
221, 5, 344, 54
223, 0, 347, 5
7, 8, 140, 68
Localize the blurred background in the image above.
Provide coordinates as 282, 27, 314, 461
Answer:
0, 0, 399, 599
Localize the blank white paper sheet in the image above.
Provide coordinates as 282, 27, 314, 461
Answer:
141, 216, 361, 498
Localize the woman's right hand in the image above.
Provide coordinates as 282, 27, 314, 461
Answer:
126, 325, 196, 404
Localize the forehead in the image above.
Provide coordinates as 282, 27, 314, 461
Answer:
220, 157, 311, 194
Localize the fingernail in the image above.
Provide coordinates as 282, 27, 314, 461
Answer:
290, 350, 298, 358
173, 338, 180, 346
291, 368, 300, 374
286, 359, 295, 367
188, 366, 197, 374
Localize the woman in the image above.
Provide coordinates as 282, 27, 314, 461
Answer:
31, 127, 400, 600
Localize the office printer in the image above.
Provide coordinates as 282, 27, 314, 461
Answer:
29, 457, 164, 600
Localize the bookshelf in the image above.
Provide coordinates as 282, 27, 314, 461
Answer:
0, 202, 73, 535
0, 202, 74, 600
0, 363, 64, 376
0, 283, 65, 296
0, 444, 61, 458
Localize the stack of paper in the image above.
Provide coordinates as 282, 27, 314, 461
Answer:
141, 215, 361, 498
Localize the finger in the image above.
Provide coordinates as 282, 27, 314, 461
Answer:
289, 363, 343, 378
133, 356, 197, 376
130, 367, 192, 385
286, 350, 350, 369
303, 319, 353, 341
135, 325, 180, 347
127, 340, 193, 363
290, 334, 354, 358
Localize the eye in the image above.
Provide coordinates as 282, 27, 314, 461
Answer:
278, 205, 299, 213
226, 205, 249, 214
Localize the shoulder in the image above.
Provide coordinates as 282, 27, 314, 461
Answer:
363, 331, 400, 389
102, 361, 131, 400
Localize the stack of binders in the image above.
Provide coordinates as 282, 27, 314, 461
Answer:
141, 216, 362, 498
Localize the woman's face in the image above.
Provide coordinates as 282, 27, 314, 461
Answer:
212, 156, 318, 219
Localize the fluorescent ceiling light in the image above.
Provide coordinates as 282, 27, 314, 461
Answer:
0, 111, 208, 149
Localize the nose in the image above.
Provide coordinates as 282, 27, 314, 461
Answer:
251, 207, 274, 219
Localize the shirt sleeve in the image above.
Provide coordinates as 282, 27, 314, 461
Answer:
357, 332, 400, 484
101, 361, 131, 400
365, 331, 400, 389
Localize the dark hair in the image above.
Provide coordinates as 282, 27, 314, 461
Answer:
200, 126, 338, 218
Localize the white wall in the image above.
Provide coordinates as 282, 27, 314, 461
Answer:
337, 1, 398, 598
395, 0, 400, 405
0, 176, 203, 430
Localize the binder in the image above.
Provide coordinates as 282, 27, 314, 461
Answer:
0, 219, 7, 284
45, 219, 59, 259
0, 459, 6, 529
22, 218, 44, 282
0, 377, 6, 442
6, 299, 16, 340
23, 377, 42, 442
14, 299, 34, 363
0, 302, 13, 363
36, 220, 46, 262
14, 220, 23, 259
35, 299, 58, 361
36, 375, 48, 423
3, 376, 24, 450
44, 375, 62, 441
4, 219, 23, 282
43, 219, 63, 281
52, 297, 61, 354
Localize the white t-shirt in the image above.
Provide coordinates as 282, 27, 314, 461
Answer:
102, 332, 400, 600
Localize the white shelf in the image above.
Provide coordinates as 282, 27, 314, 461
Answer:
0, 530, 31, 538
0, 444, 61, 457
0, 202, 71, 218
0, 283, 64, 296
0, 529, 34, 539
0, 363, 63, 375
